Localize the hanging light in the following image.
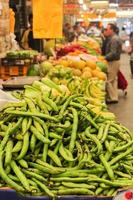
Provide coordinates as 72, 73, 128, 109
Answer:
83, 4, 87, 10
79, 0, 84, 4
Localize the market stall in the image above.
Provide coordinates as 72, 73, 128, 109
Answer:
0, 0, 133, 200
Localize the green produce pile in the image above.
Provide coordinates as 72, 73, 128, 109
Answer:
6, 50, 39, 59
0, 78, 133, 198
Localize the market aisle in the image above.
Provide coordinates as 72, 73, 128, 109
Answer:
108, 53, 133, 131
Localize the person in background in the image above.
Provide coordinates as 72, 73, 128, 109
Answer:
87, 23, 101, 37
101, 28, 109, 56
105, 23, 122, 104
73, 25, 81, 41
120, 27, 127, 42
63, 23, 75, 42
129, 32, 133, 78
21, 14, 43, 52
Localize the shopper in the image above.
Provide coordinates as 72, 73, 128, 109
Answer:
63, 23, 75, 42
21, 14, 43, 52
105, 23, 122, 104
101, 28, 109, 56
129, 32, 133, 78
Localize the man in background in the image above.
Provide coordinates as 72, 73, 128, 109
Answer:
105, 23, 122, 104
21, 14, 43, 52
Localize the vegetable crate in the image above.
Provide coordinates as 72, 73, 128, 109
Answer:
0, 65, 28, 80
0, 189, 113, 200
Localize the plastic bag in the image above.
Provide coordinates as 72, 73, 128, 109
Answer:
0, 90, 19, 110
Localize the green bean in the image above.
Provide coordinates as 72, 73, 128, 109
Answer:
49, 132, 62, 140
59, 94, 78, 116
122, 163, 133, 172
76, 141, 83, 161
25, 97, 37, 113
36, 159, 63, 172
22, 118, 28, 134
87, 176, 133, 187
114, 141, 133, 153
101, 122, 110, 143
33, 120, 44, 134
51, 177, 88, 182
54, 171, 89, 178
32, 178, 55, 197
97, 124, 105, 140
61, 182, 95, 189
107, 135, 118, 141
0, 131, 5, 137
42, 94, 58, 112
16, 132, 29, 160
0, 124, 8, 131
5, 140, 13, 166
0, 118, 23, 151
69, 108, 78, 152
95, 187, 103, 195
41, 77, 62, 93
30, 133, 36, 153
0, 151, 24, 192
30, 126, 50, 144
32, 117, 49, 162
105, 141, 115, 161
12, 141, 23, 153
85, 128, 102, 154
121, 125, 133, 140
48, 150, 62, 167
99, 154, 114, 180
107, 188, 116, 196
105, 140, 111, 153
50, 140, 62, 165
18, 159, 28, 169
8, 174, 20, 182
5, 110, 59, 122
28, 162, 62, 174
36, 96, 49, 114
55, 188, 94, 195
83, 113, 99, 130
10, 160, 30, 191
114, 171, 132, 179
59, 144, 75, 162
2, 101, 25, 110
5, 165, 11, 174
109, 147, 133, 165
70, 102, 88, 111
22, 169, 47, 182
50, 139, 58, 147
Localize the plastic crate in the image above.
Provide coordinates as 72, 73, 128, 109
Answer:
0, 65, 28, 80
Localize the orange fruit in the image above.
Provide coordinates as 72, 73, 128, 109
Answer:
83, 67, 92, 73
86, 60, 97, 70
82, 71, 92, 78
96, 72, 107, 80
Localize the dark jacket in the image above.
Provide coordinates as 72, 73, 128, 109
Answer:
102, 37, 109, 56
105, 34, 122, 61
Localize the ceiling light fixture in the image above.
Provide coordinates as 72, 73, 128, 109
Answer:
83, 4, 87, 10
79, 0, 84, 4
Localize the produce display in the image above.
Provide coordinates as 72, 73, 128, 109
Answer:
0, 78, 133, 198
6, 50, 39, 59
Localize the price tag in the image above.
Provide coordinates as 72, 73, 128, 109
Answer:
113, 189, 133, 200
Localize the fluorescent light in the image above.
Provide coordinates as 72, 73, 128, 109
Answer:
90, 1, 109, 8
79, 0, 84, 4
109, 3, 118, 8
83, 4, 87, 10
